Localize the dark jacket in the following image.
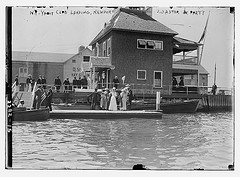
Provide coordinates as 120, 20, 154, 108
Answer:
54, 78, 61, 86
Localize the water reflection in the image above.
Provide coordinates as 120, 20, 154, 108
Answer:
12, 112, 233, 170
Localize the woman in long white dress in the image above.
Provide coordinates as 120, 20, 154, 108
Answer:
120, 88, 128, 111
108, 87, 118, 111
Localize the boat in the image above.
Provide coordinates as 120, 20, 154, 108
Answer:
13, 107, 50, 121
131, 99, 200, 114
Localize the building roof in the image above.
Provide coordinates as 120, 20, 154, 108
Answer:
12, 51, 74, 63
173, 63, 209, 74
64, 47, 92, 64
89, 8, 178, 45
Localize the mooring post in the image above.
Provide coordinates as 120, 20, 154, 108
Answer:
156, 91, 161, 111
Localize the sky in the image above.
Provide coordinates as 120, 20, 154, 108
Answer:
11, 6, 234, 89
1, 1, 239, 177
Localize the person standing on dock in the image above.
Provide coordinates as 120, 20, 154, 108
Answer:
14, 75, 19, 92
88, 88, 101, 110
81, 75, 88, 89
37, 75, 42, 85
63, 78, 70, 92
120, 88, 128, 111
212, 84, 217, 95
108, 87, 118, 111
112, 76, 120, 89
172, 77, 178, 90
73, 77, 78, 89
126, 84, 134, 110
100, 89, 108, 110
54, 76, 62, 92
179, 76, 184, 86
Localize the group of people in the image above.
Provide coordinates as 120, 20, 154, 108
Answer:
25, 74, 47, 92
54, 75, 89, 92
172, 76, 184, 88
88, 84, 134, 111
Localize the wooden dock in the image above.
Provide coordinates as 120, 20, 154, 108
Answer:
201, 95, 232, 112
49, 110, 163, 119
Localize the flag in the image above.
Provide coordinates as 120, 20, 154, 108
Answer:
31, 82, 37, 108
198, 12, 210, 43
40, 91, 47, 105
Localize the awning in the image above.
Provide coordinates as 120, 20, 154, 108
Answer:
147, 41, 155, 46
90, 56, 113, 69
138, 40, 146, 45
173, 36, 201, 54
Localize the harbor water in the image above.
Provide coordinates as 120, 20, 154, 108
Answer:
12, 112, 234, 170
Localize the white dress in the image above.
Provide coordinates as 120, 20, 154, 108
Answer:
121, 91, 128, 110
108, 91, 117, 111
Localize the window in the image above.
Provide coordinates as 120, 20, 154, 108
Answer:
137, 39, 146, 49
153, 71, 163, 88
137, 39, 163, 50
83, 56, 90, 62
72, 59, 76, 63
19, 67, 28, 77
107, 38, 111, 56
147, 41, 155, 49
137, 70, 146, 80
103, 41, 106, 57
155, 41, 163, 50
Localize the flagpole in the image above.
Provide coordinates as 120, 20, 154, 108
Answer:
199, 11, 210, 65
214, 63, 216, 85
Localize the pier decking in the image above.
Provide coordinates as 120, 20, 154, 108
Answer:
50, 110, 163, 119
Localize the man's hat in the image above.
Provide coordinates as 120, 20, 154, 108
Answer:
20, 100, 24, 103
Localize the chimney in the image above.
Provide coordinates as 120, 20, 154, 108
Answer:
78, 45, 85, 53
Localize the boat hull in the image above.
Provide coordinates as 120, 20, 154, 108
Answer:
13, 108, 50, 121
131, 100, 199, 114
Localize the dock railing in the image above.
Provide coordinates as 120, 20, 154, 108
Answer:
48, 82, 232, 96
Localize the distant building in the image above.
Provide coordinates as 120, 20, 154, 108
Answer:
12, 51, 73, 90
63, 46, 92, 81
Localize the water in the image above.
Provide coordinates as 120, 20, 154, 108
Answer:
12, 112, 234, 170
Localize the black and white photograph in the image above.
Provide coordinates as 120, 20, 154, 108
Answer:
3, 1, 238, 174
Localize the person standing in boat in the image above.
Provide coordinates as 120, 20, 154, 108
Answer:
88, 88, 101, 110
34, 86, 42, 109
54, 76, 62, 92
45, 88, 53, 111
108, 87, 118, 111
42, 75, 47, 89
